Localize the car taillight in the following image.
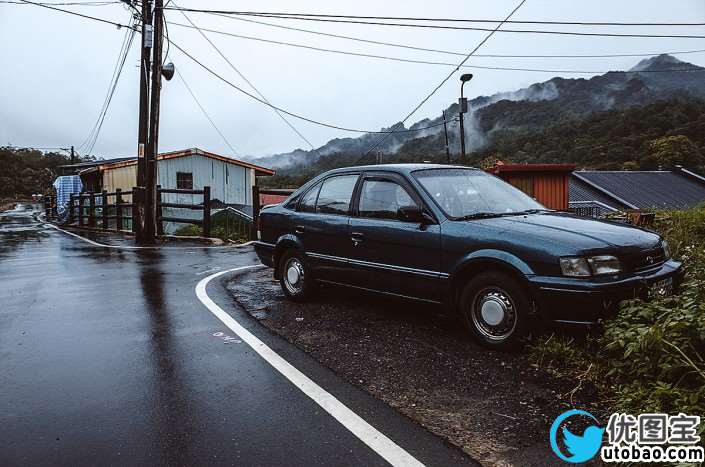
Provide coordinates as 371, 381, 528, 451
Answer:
256, 216, 261, 240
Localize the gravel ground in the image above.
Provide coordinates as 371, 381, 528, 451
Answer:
227, 268, 602, 466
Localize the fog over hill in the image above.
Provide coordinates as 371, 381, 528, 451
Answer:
247, 54, 705, 171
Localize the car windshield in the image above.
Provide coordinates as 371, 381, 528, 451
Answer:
413, 168, 546, 219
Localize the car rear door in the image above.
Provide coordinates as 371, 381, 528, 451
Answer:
347, 172, 442, 301
290, 173, 359, 282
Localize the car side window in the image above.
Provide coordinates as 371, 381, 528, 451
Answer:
316, 175, 358, 215
358, 179, 416, 220
298, 182, 321, 213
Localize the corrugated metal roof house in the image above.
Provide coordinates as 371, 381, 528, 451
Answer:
78, 148, 274, 233
569, 166, 705, 214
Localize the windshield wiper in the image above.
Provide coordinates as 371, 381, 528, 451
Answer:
514, 208, 554, 215
455, 212, 504, 220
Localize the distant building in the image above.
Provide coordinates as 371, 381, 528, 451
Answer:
70, 148, 274, 233
569, 166, 705, 216
487, 163, 576, 210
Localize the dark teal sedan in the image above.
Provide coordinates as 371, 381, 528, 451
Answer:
254, 164, 683, 349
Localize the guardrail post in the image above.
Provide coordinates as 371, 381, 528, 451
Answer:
116, 189, 123, 231
88, 192, 95, 227
156, 185, 164, 236
202, 186, 211, 238
68, 194, 74, 224
79, 192, 85, 226
251, 185, 260, 241
101, 190, 108, 229
51, 194, 57, 219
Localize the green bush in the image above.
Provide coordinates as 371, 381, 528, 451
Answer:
531, 206, 705, 419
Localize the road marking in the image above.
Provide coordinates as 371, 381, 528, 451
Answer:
196, 267, 425, 467
41, 218, 254, 250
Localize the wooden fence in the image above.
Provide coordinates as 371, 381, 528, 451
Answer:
61, 185, 211, 236
157, 185, 211, 237
67, 189, 135, 232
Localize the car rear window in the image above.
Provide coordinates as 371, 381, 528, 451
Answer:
316, 175, 358, 215
298, 182, 321, 213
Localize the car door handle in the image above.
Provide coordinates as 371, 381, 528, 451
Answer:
351, 232, 365, 246
295, 225, 305, 235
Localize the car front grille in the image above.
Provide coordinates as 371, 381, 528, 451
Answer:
627, 246, 667, 273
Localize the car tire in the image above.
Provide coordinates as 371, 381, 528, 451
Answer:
278, 249, 317, 302
459, 271, 531, 350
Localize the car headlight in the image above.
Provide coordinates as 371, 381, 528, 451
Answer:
662, 240, 671, 259
560, 257, 591, 277
560, 255, 621, 277
587, 255, 622, 275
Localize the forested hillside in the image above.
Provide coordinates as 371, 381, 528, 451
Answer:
0, 146, 90, 198
261, 98, 705, 188
257, 54, 705, 188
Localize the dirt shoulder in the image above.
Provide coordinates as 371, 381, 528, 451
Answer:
227, 268, 602, 466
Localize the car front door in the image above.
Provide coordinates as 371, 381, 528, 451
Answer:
290, 173, 359, 282
347, 173, 442, 302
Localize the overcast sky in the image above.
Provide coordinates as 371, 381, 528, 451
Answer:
1, 0, 704, 161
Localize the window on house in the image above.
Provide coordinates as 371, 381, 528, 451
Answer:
177, 172, 193, 190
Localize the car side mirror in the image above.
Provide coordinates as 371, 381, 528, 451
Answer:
397, 205, 433, 224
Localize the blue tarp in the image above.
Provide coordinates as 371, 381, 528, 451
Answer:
52, 175, 82, 219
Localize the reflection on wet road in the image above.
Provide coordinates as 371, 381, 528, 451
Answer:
0, 205, 474, 467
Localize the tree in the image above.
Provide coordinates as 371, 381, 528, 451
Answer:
642, 135, 704, 170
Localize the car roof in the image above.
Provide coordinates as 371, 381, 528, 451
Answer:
322, 163, 480, 176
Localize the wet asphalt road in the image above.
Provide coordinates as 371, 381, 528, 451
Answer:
0, 204, 475, 467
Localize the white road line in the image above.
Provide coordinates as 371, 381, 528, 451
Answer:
196, 267, 426, 467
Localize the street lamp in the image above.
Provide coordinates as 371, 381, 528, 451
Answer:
458, 73, 473, 159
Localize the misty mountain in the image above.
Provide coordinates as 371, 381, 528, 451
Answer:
249, 54, 705, 171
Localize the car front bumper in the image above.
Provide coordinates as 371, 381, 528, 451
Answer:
528, 259, 684, 324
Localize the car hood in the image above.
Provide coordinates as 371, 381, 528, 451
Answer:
470, 212, 661, 253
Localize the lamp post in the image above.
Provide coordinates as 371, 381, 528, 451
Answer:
458, 73, 473, 160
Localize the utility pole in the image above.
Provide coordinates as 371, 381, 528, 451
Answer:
458, 73, 473, 160
70, 145, 75, 164
442, 110, 451, 164
137, 0, 152, 188
135, 0, 152, 242
142, 0, 164, 243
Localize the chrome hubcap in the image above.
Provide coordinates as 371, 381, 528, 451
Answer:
471, 288, 517, 341
283, 258, 304, 294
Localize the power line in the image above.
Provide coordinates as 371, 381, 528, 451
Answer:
14, 0, 135, 28
166, 20, 705, 74
170, 40, 455, 135
175, 5, 318, 151
362, 0, 528, 159
163, 9, 705, 27
0, 1, 119, 5
164, 8, 705, 39
205, 12, 705, 60
175, 68, 240, 157
80, 18, 136, 154
78, 19, 133, 151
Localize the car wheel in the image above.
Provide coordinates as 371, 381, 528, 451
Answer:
459, 271, 531, 350
278, 249, 317, 302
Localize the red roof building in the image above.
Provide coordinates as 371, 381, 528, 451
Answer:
487, 163, 576, 210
